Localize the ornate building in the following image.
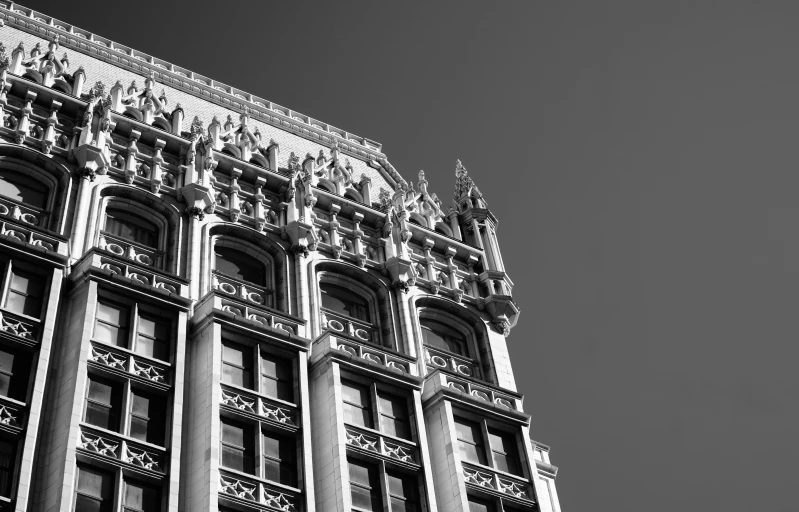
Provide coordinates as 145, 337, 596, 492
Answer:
0, 3, 561, 512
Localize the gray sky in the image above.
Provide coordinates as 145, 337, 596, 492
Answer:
23, 1, 799, 510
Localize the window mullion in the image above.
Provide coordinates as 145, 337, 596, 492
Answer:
371, 384, 380, 432
255, 344, 262, 396
480, 420, 494, 469
1, 260, 12, 307
379, 459, 390, 512
131, 303, 139, 352
256, 425, 264, 480
121, 380, 132, 438
113, 467, 123, 512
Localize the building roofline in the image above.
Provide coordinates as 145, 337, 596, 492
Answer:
0, 2, 386, 164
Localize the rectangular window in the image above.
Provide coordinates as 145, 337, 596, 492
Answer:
378, 392, 411, 440
129, 390, 165, 446
467, 496, 497, 512
455, 418, 488, 466
75, 464, 114, 512
349, 459, 382, 511
342, 381, 372, 429
94, 301, 130, 347
387, 471, 419, 512
0, 348, 30, 401
222, 341, 253, 389
220, 419, 254, 474
85, 376, 121, 432
488, 428, 521, 476
260, 353, 293, 402
0, 440, 15, 499
123, 478, 160, 512
5, 270, 44, 318
262, 430, 297, 486
135, 314, 170, 361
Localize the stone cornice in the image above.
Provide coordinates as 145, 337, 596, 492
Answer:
0, 2, 388, 166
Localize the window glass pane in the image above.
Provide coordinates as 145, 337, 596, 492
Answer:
488, 429, 520, 475
124, 479, 160, 511
96, 302, 127, 325
130, 392, 164, 446
95, 302, 129, 347
262, 432, 296, 486
0, 351, 13, 398
455, 419, 487, 465
0, 440, 15, 498
0, 171, 47, 208
77, 465, 113, 498
85, 378, 118, 431
221, 420, 253, 474
342, 382, 369, 406
87, 380, 113, 404
0, 375, 9, 398
348, 461, 381, 511
136, 314, 170, 361
215, 247, 266, 286
379, 393, 410, 439
222, 342, 252, 389
342, 382, 372, 428
105, 209, 158, 248
388, 472, 419, 512
320, 284, 370, 322
467, 496, 496, 512
421, 319, 467, 356
261, 354, 293, 402
6, 272, 44, 317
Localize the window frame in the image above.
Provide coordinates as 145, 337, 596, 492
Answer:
220, 337, 296, 405
73, 463, 165, 512
454, 415, 527, 479
92, 295, 174, 364
0, 259, 47, 321
317, 275, 385, 347
0, 438, 17, 500
211, 239, 276, 309
0, 168, 51, 212
348, 456, 424, 512
341, 378, 415, 442
0, 345, 32, 402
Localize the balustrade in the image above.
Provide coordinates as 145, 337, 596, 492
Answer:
219, 384, 297, 427
88, 342, 170, 386
0, 396, 23, 429
219, 469, 300, 512
0, 219, 62, 253
425, 346, 481, 379
77, 425, 166, 473
0, 309, 40, 341
445, 375, 518, 411
213, 270, 274, 309
461, 461, 534, 502
344, 424, 419, 466
320, 308, 378, 345
211, 293, 303, 338
0, 196, 49, 228
95, 255, 183, 295
333, 336, 414, 376
99, 232, 164, 269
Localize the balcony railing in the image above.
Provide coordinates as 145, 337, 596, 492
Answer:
333, 337, 415, 376
0, 218, 63, 253
444, 374, 520, 411
77, 424, 167, 474
95, 255, 185, 296
200, 291, 304, 338
219, 469, 300, 512
461, 461, 535, 503
0, 196, 49, 228
99, 232, 165, 269
0, 309, 41, 342
88, 341, 170, 387
344, 424, 419, 467
219, 384, 297, 428
213, 270, 274, 309
320, 309, 378, 345
424, 346, 481, 380
0, 395, 24, 430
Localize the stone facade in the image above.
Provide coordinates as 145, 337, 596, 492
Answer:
0, 3, 561, 511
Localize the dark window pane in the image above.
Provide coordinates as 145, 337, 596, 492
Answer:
136, 315, 170, 361
215, 247, 266, 286
468, 496, 497, 512
342, 382, 372, 429
489, 429, 520, 475
0, 441, 15, 498
222, 342, 252, 389
348, 460, 381, 511
6, 272, 44, 318
85, 378, 119, 431
76, 465, 113, 512
221, 420, 253, 474
421, 319, 468, 356
261, 353, 293, 402
0, 375, 9, 397
262, 432, 296, 486
105, 208, 158, 248
320, 284, 370, 322
87, 380, 113, 404
95, 302, 129, 347
124, 479, 160, 511
129, 392, 165, 446
455, 419, 487, 466
0, 171, 47, 208
379, 393, 410, 439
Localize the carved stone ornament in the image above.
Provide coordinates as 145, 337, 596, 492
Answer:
186, 206, 205, 220
391, 280, 410, 294
290, 244, 310, 258
494, 319, 511, 337
79, 166, 97, 182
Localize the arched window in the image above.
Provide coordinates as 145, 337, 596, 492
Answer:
214, 247, 269, 288
104, 208, 158, 248
320, 283, 370, 323
420, 318, 468, 357
0, 171, 48, 209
